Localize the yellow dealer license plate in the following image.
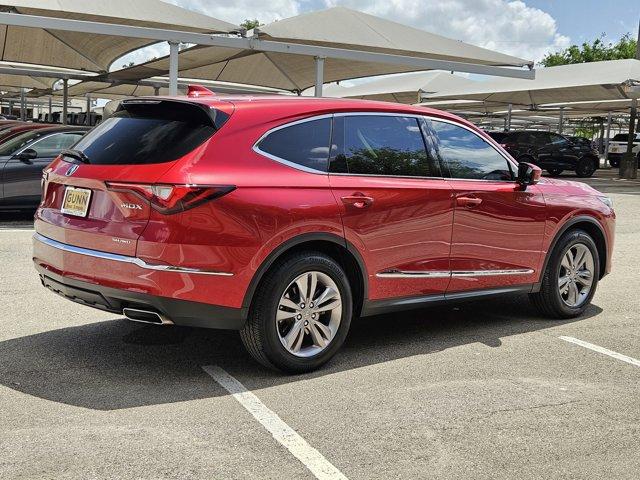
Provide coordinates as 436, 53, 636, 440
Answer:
61, 186, 92, 217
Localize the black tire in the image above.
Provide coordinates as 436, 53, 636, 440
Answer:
240, 251, 353, 373
547, 168, 563, 176
575, 157, 597, 177
530, 229, 600, 319
608, 159, 619, 168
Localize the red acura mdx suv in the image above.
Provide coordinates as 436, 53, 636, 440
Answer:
33, 91, 615, 373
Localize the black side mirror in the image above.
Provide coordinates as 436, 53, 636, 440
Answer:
16, 148, 37, 161
517, 162, 542, 188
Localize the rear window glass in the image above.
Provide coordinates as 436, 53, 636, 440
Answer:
257, 118, 332, 172
72, 101, 225, 165
612, 134, 640, 142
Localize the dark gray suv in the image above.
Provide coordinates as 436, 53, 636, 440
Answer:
489, 130, 600, 177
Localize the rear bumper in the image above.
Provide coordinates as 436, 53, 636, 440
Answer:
33, 233, 246, 329
35, 265, 246, 329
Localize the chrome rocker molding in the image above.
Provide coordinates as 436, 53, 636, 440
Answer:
376, 268, 534, 278
33, 233, 233, 276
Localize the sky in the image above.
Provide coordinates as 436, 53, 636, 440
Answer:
115, 0, 640, 71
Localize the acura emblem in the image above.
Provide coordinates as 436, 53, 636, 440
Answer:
65, 164, 79, 176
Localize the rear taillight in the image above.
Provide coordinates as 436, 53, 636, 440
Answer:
105, 182, 235, 214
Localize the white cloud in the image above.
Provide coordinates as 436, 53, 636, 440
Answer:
321, 0, 570, 61
113, 0, 570, 70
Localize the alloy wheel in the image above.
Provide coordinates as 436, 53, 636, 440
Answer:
558, 243, 594, 307
275, 271, 342, 357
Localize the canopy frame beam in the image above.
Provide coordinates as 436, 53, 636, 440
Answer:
0, 12, 536, 81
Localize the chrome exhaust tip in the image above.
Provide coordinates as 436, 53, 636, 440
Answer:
122, 308, 174, 325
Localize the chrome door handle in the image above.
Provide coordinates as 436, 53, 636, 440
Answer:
456, 196, 482, 208
341, 194, 374, 209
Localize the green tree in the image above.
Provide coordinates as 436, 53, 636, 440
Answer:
240, 19, 262, 31
540, 33, 637, 67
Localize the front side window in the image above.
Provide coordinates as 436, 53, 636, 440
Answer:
28, 133, 84, 157
0, 131, 42, 156
330, 115, 439, 177
428, 120, 514, 181
257, 117, 332, 172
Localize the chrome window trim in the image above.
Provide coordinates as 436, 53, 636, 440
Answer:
34, 233, 233, 276
252, 110, 517, 182
377, 268, 534, 279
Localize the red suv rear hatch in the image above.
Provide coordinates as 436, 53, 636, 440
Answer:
36, 98, 231, 257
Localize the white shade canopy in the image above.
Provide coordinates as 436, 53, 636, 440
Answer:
313, 71, 476, 104
0, 0, 238, 72
84, 6, 532, 93
421, 59, 640, 109
256, 7, 530, 67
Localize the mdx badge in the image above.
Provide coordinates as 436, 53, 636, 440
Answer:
121, 203, 143, 210
65, 164, 79, 176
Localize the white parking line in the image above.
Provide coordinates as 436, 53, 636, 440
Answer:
0, 228, 34, 232
560, 336, 640, 368
202, 365, 348, 480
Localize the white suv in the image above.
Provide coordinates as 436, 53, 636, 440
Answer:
608, 133, 640, 167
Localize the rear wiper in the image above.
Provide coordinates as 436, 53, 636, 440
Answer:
61, 149, 90, 164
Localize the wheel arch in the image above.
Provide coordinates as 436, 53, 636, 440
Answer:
242, 233, 368, 317
533, 215, 608, 292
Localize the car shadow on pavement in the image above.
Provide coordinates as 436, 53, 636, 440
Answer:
0, 293, 601, 410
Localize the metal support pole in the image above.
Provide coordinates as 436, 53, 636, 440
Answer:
48, 95, 52, 123
620, 98, 637, 179
85, 94, 91, 125
20, 88, 25, 120
604, 112, 612, 167
62, 78, 68, 125
168, 41, 179, 96
506, 103, 513, 131
314, 56, 325, 97
558, 107, 564, 134
154, 85, 160, 96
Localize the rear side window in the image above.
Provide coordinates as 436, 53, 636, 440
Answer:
428, 119, 513, 181
72, 101, 225, 165
330, 115, 439, 177
256, 117, 332, 172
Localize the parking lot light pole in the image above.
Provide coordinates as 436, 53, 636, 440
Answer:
314, 56, 325, 97
558, 106, 564, 134
62, 78, 68, 125
605, 112, 612, 167
168, 41, 179, 96
19, 88, 25, 120
85, 94, 91, 125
